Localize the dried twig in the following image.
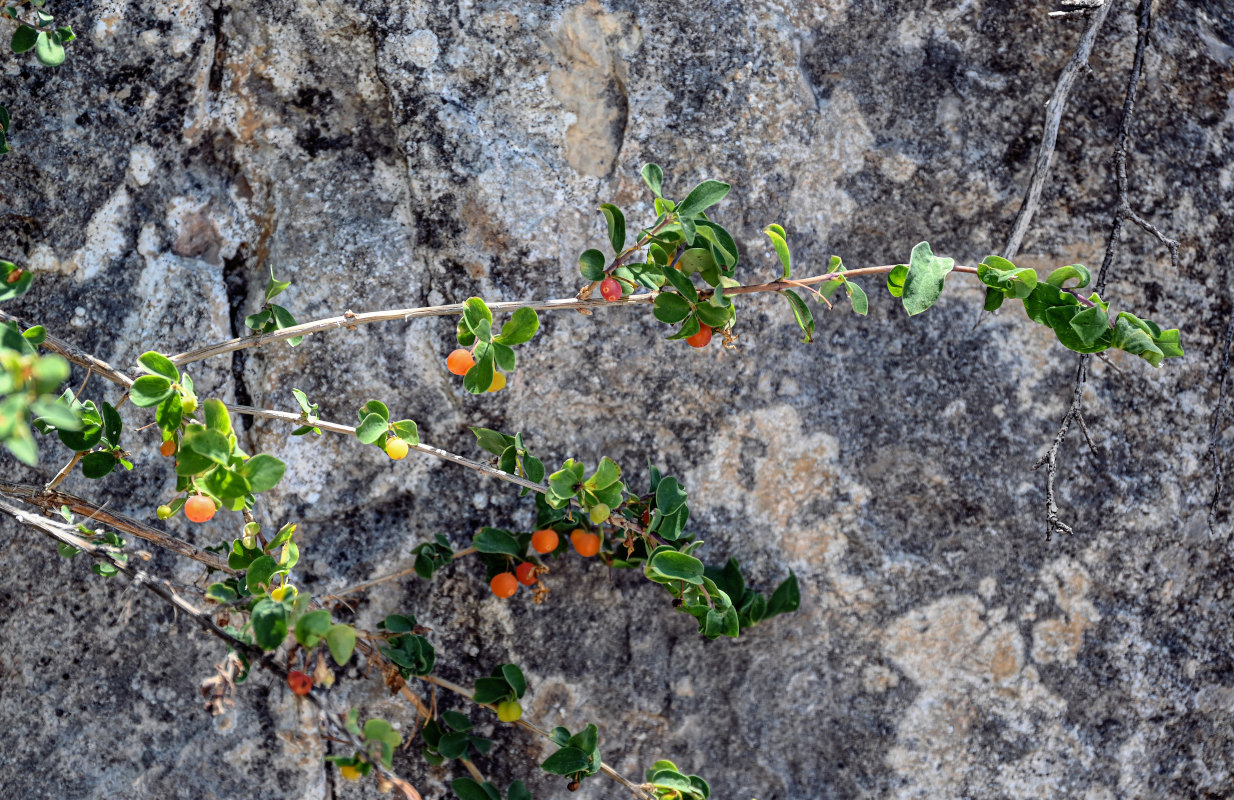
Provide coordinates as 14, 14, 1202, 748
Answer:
0, 481, 234, 572
1002, 0, 1116, 262
1035, 0, 1174, 537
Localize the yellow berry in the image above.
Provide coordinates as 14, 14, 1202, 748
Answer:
487, 372, 507, 393
385, 437, 409, 460
496, 699, 523, 722
339, 764, 362, 781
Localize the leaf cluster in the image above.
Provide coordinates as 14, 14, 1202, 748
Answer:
456, 298, 540, 394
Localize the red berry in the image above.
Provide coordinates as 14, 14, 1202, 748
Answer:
160, 440, 177, 457
530, 528, 559, 554
600, 277, 622, 302
287, 670, 313, 696
686, 325, 713, 348
184, 495, 216, 523
515, 562, 538, 586
446, 348, 476, 376
518, 562, 542, 587
490, 572, 518, 598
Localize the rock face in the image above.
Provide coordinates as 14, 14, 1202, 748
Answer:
2, 1, 1232, 798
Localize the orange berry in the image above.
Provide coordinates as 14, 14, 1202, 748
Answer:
570, 530, 601, 557
490, 572, 518, 598
515, 562, 538, 586
446, 348, 476, 376
530, 528, 559, 554
600, 277, 622, 301
287, 670, 313, 696
184, 495, 216, 523
160, 439, 177, 457
686, 325, 713, 348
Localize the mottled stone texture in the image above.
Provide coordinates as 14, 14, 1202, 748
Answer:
1, 1, 1232, 798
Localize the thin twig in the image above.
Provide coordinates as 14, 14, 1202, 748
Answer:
225, 404, 549, 496
44, 451, 83, 492
1034, 0, 1170, 538
167, 265, 980, 368
1095, 0, 1180, 292
1001, 1, 1115, 262
0, 309, 135, 387
0, 481, 234, 572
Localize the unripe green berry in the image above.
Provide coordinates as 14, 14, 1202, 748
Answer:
156, 505, 172, 520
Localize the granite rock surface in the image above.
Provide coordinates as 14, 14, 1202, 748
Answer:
2, 1, 1232, 798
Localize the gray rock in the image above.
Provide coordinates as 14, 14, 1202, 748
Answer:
2, 1, 1231, 798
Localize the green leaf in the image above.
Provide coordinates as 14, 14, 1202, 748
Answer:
32, 397, 82, 431
452, 779, 496, 800
781, 290, 814, 343
676, 180, 730, 218
34, 30, 65, 67
294, 609, 332, 648
238, 454, 285, 493
138, 351, 180, 381
647, 550, 705, 585
265, 271, 292, 302
764, 225, 791, 279
766, 571, 800, 617
246, 555, 284, 594
320, 623, 354, 664
202, 398, 232, 435
244, 309, 272, 331
463, 348, 495, 394
901, 242, 954, 316
676, 247, 717, 277
846, 282, 868, 315
494, 307, 539, 346
1068, 305, 1110, 347
500, 663, 526, 698
269, 304, 304, 346
390, 419, 419, 445
696, 220, 738, 269
473, 527, 521, 556
182, 428, 232, 466
129, 375, 174, 407
11, 25, 37, 54
662, 263, 699, 302
977, 256, 1038, 300
641, 163, 664, 197
472, 427, 512, 456
250, 598, 289, 650
983, 287, 1005, 312
588, 457, 621, 490
205, 582, 238, 604
886, 264, 908, 297
80, 451, 117, 479
507, 780, 532, 800
1045, 263, 1091, 290
473, 676, 513, 705
601, 204, 626, 253
653, 293, 692, 324
56, 25, 75, 44
355, 413, 388, 445
655, 475, 687, 515
100, 401, 122, 446
694, 301, 731, 329
541, 746, 592, 776
0, 105, 9, 132
578, 249, 607, 281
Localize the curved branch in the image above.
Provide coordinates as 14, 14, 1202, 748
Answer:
168, 265, 979, 368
